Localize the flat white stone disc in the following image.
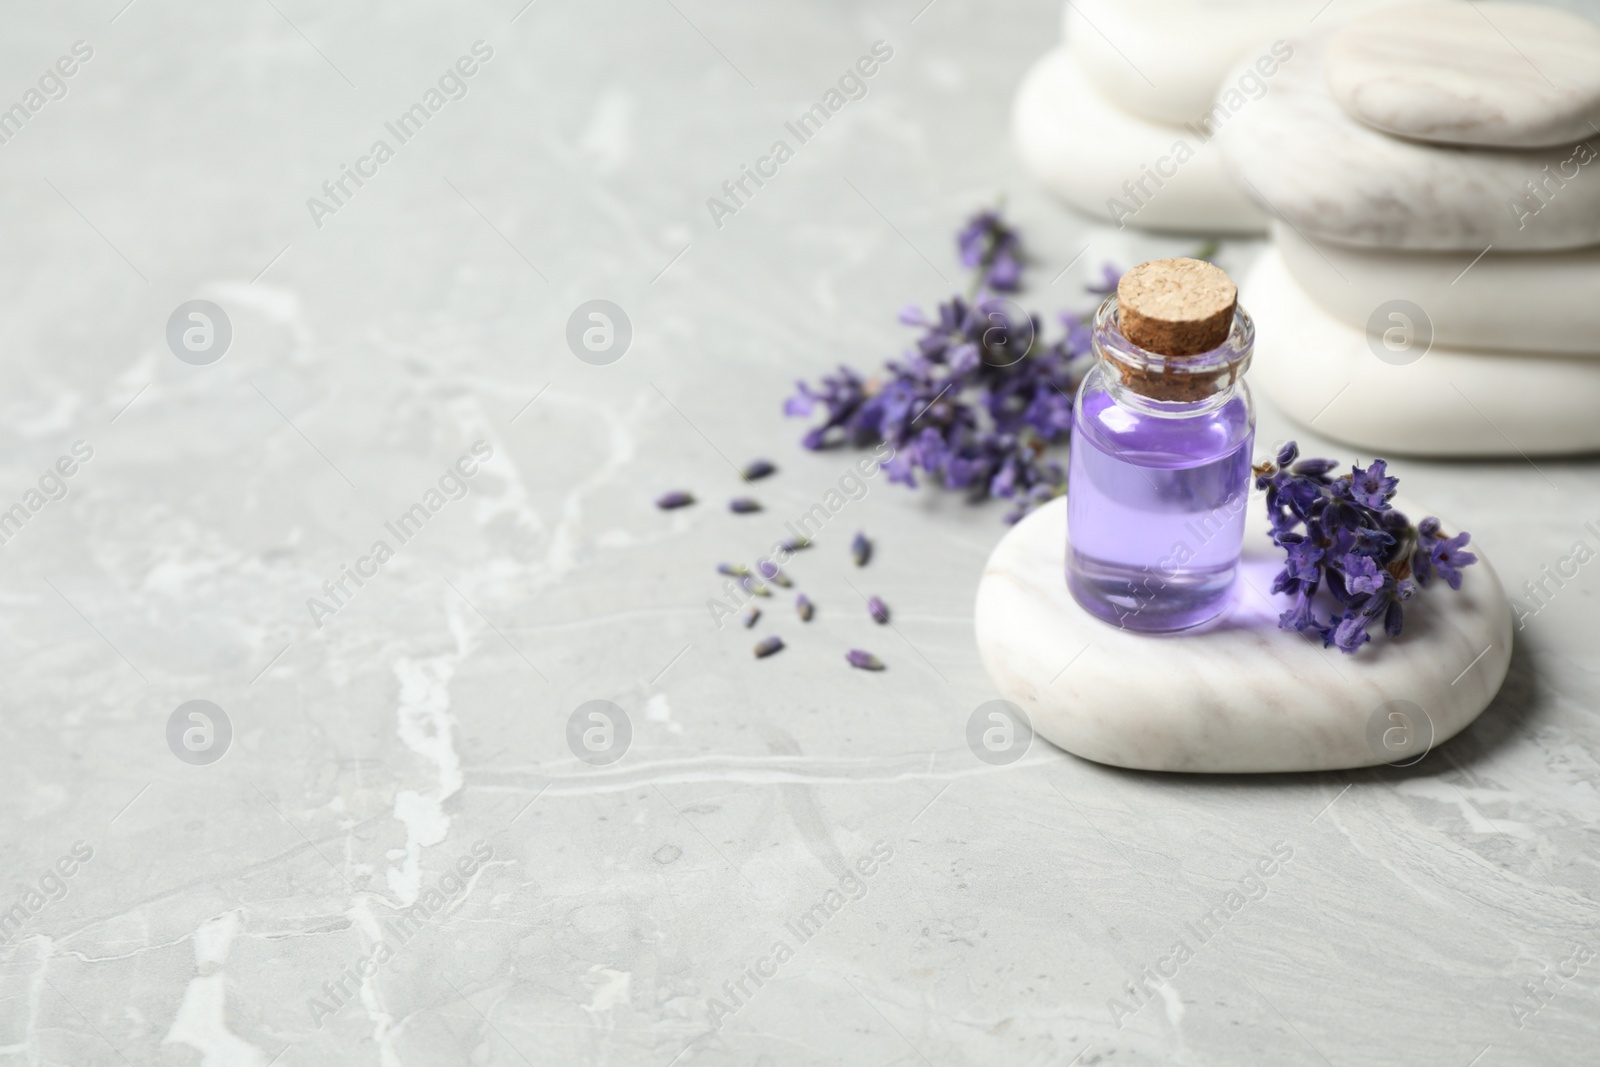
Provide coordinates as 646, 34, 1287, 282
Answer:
1326, 1, 1600, 149
1275, 222, 1600, 356
1217, 31, 1600, 250
1012, 48, 1267, 235
1062, 0, 1417, 126
975, 497, 1510, 773
1246, 245, 1600, 456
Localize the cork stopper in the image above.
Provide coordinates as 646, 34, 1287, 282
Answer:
1116, 258, 1237, 357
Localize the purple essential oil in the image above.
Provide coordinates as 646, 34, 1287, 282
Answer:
1066, 260, 1256, 632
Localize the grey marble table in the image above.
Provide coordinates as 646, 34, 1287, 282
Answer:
0, 1, 1595, 1065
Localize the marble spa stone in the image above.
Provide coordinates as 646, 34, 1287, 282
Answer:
1217, 31, 1600, 251
1245, 246, 1600, 456
1062, 0, 1408, 127
1326, 1, 1600, 149
1275, 222, 1600, 355
1012, 48, 1267, 235
974, 497, 1511, 774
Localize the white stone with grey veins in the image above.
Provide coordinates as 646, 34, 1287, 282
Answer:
1246, 246, 1600, 455
4, 1, 1600, 1063
1274, 223, 1600, 355
1013, 48, 1268, 234
975, 497, 1511, 773
1326, 1, 1600, 149
1217, 30, 1600, 250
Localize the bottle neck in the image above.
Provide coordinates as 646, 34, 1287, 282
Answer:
1092, 294, 1253, 418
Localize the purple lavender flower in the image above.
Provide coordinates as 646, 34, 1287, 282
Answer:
1279, 588, 1317, 631
741, 604, 760, 628
796, 594, 814, 622
743, 459, 777, 480
1254, 442, 1477, 654
754, 636, 784, 658
1280, 536, 1323, 582
1421, 527, 1477, 590
957, 210, 1024, 292
729, 497, 762, 514
867, 596, 889, 624
1347, 459, 1398, 509
1342, 555, 1387, 596
1330, 609, 1374, 653
656, 491, 695, 509
717, 562, 750, 577
846, 649, 885, 671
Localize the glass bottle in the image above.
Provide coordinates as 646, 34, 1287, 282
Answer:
1066, 293, 1256, 632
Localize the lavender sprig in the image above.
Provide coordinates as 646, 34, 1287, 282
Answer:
786, 209, 1098, 524
1253, 442, 1478, 654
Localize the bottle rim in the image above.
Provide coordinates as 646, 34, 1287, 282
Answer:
1091, 293, 1255, 383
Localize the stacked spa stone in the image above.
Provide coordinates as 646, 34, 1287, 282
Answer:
1222, 1, 1600, 456
1011, 0, 1405, 234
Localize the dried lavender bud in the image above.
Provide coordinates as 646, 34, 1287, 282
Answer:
754, 635, 784, 658
741, 604, 760, 628
717, 562, 750, 577
781, 535, 812, 552
740, 576, 772, 598
743, 459, 777, 480
757, 560, 792, 587
851, 532, 872, 567
656, 491, 695, 510
846, 649, 884, 671
867, 596, 889, 624
729, 497, 762, 514
796, 594, 814, 622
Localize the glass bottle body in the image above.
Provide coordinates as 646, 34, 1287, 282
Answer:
1066, 298, 1256, 633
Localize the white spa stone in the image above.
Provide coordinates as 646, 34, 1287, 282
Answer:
1062, 0, 1408, 127
1245, 246, 1600, 456
1274, 222, 1600, 355
1217, 32, 1600, 250
1012, 48, 1267, 235
1326, 1, 1600, 149
974, 497, 1510, 773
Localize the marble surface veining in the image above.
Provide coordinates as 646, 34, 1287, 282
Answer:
0, 2, 1597, 1065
